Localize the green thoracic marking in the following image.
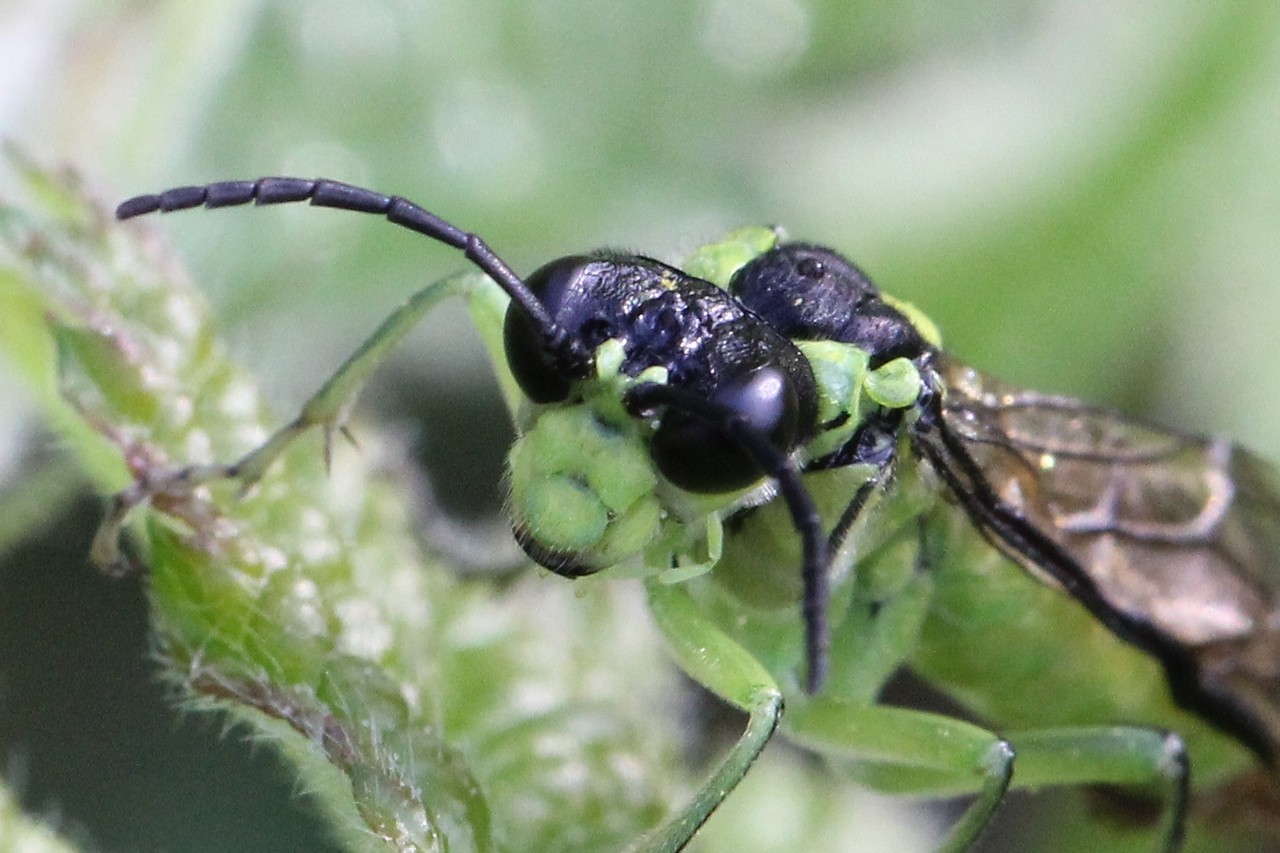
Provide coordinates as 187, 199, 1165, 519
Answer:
794, 340, 871, 459
680, 226, 779, 289
865, 357, 924, 410
883, 292, 942, 348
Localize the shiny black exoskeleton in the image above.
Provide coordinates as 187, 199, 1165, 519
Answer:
503, 253, 819, 494
729, 243, 931, 367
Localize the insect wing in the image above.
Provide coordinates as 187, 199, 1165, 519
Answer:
935, 357, 1280, 756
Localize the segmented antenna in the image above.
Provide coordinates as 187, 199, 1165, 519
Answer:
117, 177, 833, 692
116, 177, 591, 375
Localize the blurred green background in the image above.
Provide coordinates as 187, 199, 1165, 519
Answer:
1, 1, 1278, 850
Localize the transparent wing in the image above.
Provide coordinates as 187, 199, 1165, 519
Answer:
936, 356, 1280, 754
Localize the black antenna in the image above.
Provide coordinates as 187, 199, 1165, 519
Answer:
118, 177, 832, 691
625, 381, 831, 693
116, 177, 591, 374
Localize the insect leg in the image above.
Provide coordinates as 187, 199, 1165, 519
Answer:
829, 721, 1190, 851
997, 726, 1189, 852
826, 454, 895, 558
90, 272, 476, 573
640, 581, 784, 851
784, 699, 1015, 853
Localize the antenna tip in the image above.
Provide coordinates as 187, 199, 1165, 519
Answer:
116, 195, 161, 220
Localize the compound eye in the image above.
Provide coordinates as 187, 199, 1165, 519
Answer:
651, 366, 801, 494
503, 255, 593, 403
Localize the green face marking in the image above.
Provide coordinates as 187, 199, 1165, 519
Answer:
507, 341, 666, 569
508, 406, 661, 568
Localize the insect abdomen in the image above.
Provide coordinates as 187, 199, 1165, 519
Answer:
910, 502, 1258, 791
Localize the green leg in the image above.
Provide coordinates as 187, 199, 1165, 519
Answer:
632, 690, 783, 853
638, 580, 786, 852
937, 740, 1014, 853
786, 699, 1015, 853
640, 575, 1187, 852
1003, 726, 1189, 852
92, 273, 479, 572
641, 579, 1013, 853
789, 699, 1189, 852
